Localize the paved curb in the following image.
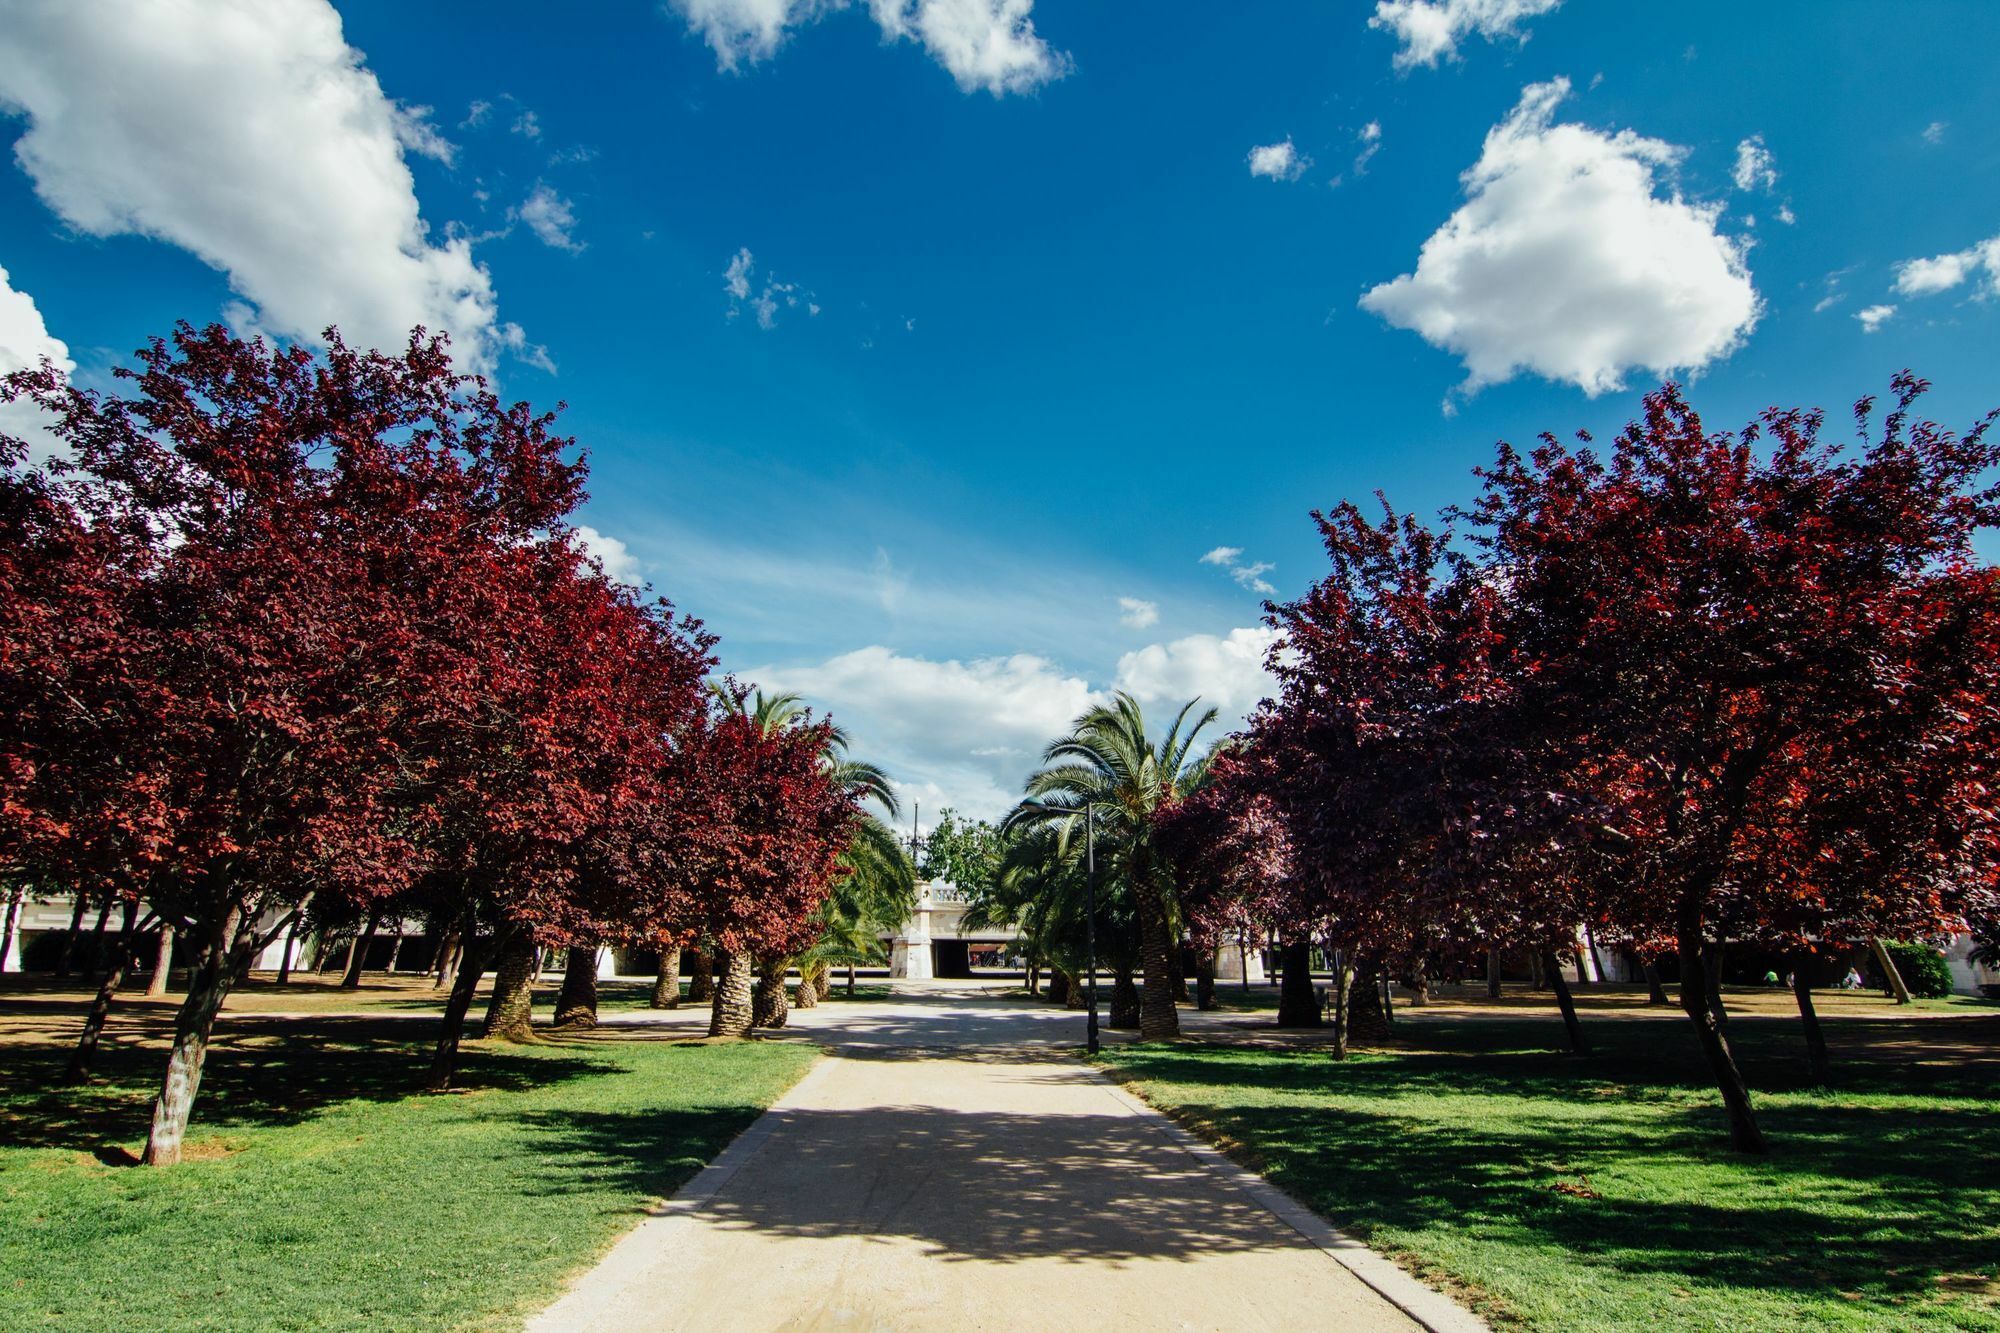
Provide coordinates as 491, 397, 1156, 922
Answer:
1089, 1071, 1490, 1333
524, 1053, 839, 1333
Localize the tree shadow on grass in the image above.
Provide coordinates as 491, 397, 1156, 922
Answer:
1107, 1034, 2000, 1312
0, 1014, 620, 1155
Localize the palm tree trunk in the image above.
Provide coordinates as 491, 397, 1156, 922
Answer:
652, 945, 682, 1008
1047, 968, 1071, 1007
793, 961, 822, 1010
484, 932, 538, 1042
687, 949, 716, 1003
753, 958, 791, 1028
553, 945, 599, 1028
1133, 879, 1180, 1039
709, 950, 754, 1037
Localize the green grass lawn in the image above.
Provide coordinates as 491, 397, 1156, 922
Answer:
0, 1017, 816, 1330
1100, 1008, 2000, 1332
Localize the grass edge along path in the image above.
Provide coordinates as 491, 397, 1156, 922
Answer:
1096, 1017, 2000, 1333
0, 1025, 818, 1331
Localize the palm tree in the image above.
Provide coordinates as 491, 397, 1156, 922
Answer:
1006, 692, 1218, 1039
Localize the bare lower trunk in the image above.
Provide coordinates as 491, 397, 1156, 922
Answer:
553, 945, 599, 1028
1195, 952, 1217, 1011
340, 910, 381, 989
1133, 877, 1180, 1039
1329, 956, 1356, 1058
1870, 937, 1912, 1004
428, 924, 495, 1091
1678, 929, 1766, 1153
793, 961, 823, 1010
651, 945, 682, 1009
0, 881, 23, 973
275, 914, 302, 985
1047, 968, 1071, 1007
1703, 942, 1730, 1028
1409, 963, 1430, 1007
1346, 956, 1390, 1046
484, 932, 538, 1042
54, 893, 89, 978
146, 927, 176, 997
1793, 957, 1832, 1086
813, 964, 831, 1000
1026, 962, 1039, 998
68, 902, 141, 1081
1108, 967, 1141, 1030
846, 963, 857, 999
143, 908, 245, 1166
687, 949, 716, 1004
709, 950, 755, 1037
1486, 946, 1502, 999
1642, 957, 1670, 1005
1277, 936, 1321, 1028
432, 933, 462, 991
1542, 950, 1590, 1055
385, 923, 406, 973
753, 958, 790, 1028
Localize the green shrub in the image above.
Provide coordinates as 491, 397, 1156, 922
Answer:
1882, 940, 1955, 999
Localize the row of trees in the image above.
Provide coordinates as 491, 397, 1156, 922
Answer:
1179, 376, 2000, 1152
1, 324, 907, 1165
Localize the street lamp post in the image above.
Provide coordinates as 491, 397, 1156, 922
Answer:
1020, 799, 1099, 1055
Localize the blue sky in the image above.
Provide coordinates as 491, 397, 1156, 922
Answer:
3, 0, 1997, 821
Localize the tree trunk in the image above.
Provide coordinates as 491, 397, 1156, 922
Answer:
79, 900, 112, 977
1026, 962, 1040, 998
67, 902, 142, 1081
385, 923, 406, 973
484, 932, 538, 1042
1347, 956, 1391, 1045
1329, 956, 1356, 1058
340, 909, 381, 989
1542, 950, 1590, 1055
1047, 968, 1071, 1007
1529, 950, 1545, 991
553, 945, 599, 1028
1195, 952, 1217, 1011
709, 950, 755, 1037
847, 962, 857, 999
1793, 955, 1832, 1087
687, 949, 716, 1003
1677, 929, 1766, 1153
1642, 957, 1670, 1006
146, 927, 176, 997
433, 932, 462, 991
1702, 942, 1730, 1029
1409, 962, 1430, 1007
428, 924, 495, 1091
793, 961, 823, 1010
275, 913, 303, 985
143, 907, 247, 1166
1870, 937, 1912, 1004
1486, 945, 1502, 999
813, 963, 832, 1000
0, 881, 23, 973
1276, 936, 1321, 1028
1108, 967, 1141, 1030
651, 945, 683, 1008
1133, 877, 1180, 1039
753, 958, 791, 1028
54, 893, 89, 978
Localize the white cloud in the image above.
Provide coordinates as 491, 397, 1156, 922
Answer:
1370, 0, 1561, 70
516, 184, 583, 252
1855, 304, 1896, 333
1360, 78, 1760, 398
1923, 120, 1947, 145
1894, 238, 2000, 297
1353, 121, 1384, 176
511, 108, 542, 140
575, 524, 643, 585
1117, 597, 1159, 629
1731, 135, 1778, 193
1199, 546, 1276, 596
1247, 139, 1307, 182
722, 246, 806, 329
0, 263, 75, 458
1199, 546, 1243, 566
1115, 626, 1282, 720
0, 0, 535, 373
669, 0, 1066, 95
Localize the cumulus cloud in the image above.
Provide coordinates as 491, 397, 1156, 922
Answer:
516, 184, 583, 252
1247, 139, 1307, 182
1114, 627, 1282, 720
1731, 136, 1778, 193
1360, 78, 1760, 398
1855, 304, 1896, 334
1117, 597, 1160, 629
668, 0, 1067, 95
0, 263, 75, 458
0, 0, 536, 373
1894, 238, 2000, 298
1200, 546, 1242, 566
1370, 0, 1561, 70
574, 524, 643, 586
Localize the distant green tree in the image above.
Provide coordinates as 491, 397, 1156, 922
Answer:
920, 809, 1003, 893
